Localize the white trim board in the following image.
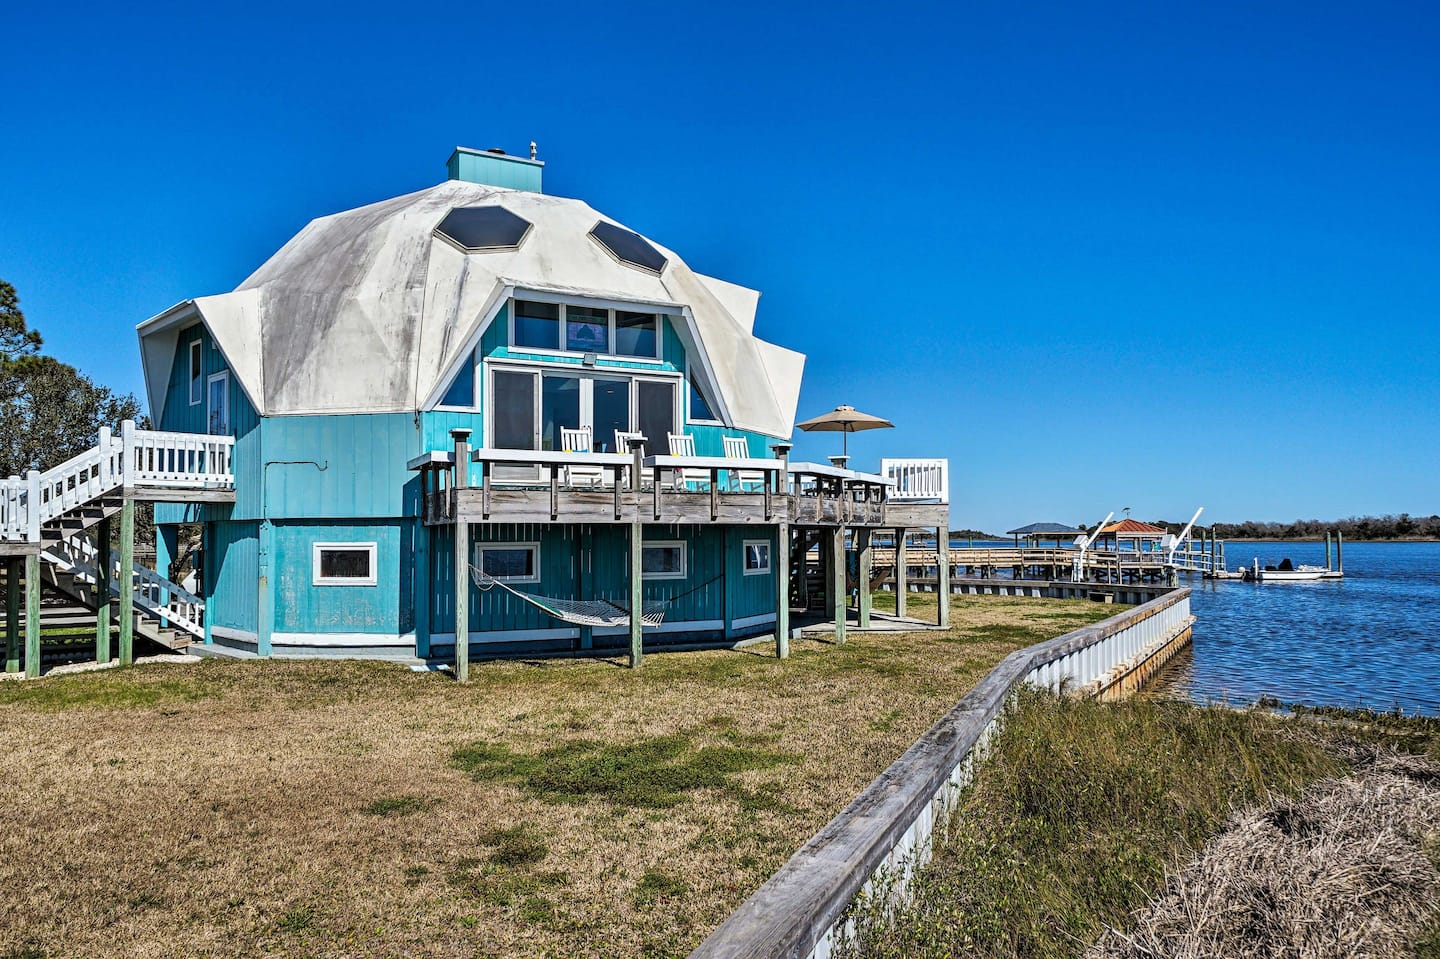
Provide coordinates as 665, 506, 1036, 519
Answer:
271, 632, 416, 648
731, 612, 778, 631
592, 618, 724, 637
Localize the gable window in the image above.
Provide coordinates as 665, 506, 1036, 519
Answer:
615, 311, 658, 358
476, 543, 540, 583
514, 300, 561, 350
688, 372, 718, 422
188, 340, 203, 405
507, 297, 664, 361
743, 540, 771, 576
313, 542, 377, 586
207, 372, 229, 435
439, 350, 477, 408
642, 541, 686, 580
566, 306, 610, 353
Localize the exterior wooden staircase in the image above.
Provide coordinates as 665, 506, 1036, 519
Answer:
1, 421, 234, 675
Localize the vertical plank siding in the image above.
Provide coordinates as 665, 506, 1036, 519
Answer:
270, 521, 411, 635
207, 520, 260, 634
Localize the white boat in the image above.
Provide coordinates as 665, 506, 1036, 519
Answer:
1245, 558, 1329, 582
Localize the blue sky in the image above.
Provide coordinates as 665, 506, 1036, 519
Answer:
2, 0, 1436, 532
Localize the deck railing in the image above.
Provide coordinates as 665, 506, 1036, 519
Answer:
0, 421, 236, 544
410, 445, 907, 527
44, 531, 205, 638
880, 457, 949, 503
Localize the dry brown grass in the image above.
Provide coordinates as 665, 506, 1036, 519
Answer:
0, 596, 1109, 959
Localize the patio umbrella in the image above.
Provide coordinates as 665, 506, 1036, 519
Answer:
794, 404, 894, 458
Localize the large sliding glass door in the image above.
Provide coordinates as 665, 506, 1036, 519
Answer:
591, 377, 630, 453
637, 380, 676, 455
487, 366, 678, 462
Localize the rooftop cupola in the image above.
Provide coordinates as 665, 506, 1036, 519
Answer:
446, 144, 544, 193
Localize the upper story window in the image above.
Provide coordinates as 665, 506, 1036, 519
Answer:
514, 300, 561, 350
510, 298, 662, 360
188, 340, 203, 405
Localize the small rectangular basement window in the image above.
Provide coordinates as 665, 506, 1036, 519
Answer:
476, 543, 540, 583
743, 540, 771, 575
642, 541, 686, 580
312, 542, 377, 586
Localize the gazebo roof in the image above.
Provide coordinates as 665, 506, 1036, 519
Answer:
1099, 519, 1167, 535
1005, 522, 1083, 536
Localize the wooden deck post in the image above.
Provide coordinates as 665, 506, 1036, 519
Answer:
451, 429, 471, 683
95, 517, 112, 662
578, 526, 593, 651
118, 496, 135, 666
414, 521, 431, 660
856, 527, 873, 628
894, 528, 908, 617
936, 526, 951, 629
24, 553, 40, 678
5, 558, 18, 673
775, 522, 790, 659
629, 520, 644, 669
831, 526, 846, 645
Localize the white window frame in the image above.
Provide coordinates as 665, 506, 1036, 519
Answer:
475, 541, 541, 584
507, 297, 663, 362
312, 542, 378, 587
484, 362, 681, 451
743, 540, 771, 576
188, 339, 203, 406
642, 540, 687, 581
207, 371, 230, 435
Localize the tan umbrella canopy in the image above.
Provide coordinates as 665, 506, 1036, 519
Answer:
794, 404, 894, 458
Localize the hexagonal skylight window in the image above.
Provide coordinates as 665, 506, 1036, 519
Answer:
434, 206, 532, 252
589, 220, 668, 274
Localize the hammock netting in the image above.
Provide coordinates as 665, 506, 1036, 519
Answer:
470, 566, 668, 627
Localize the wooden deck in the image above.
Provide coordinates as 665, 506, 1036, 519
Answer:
412, 446, 949, 530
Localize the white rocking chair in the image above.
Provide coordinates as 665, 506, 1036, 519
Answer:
667, 433, 711, 491
723, 435, 766, 492
560, 427, 606, 488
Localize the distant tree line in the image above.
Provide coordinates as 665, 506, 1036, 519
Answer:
1163, 515, 1440, 541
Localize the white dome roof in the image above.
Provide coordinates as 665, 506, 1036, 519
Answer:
141, 180, 804, 437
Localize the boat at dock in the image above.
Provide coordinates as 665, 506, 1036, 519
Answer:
1243, 558, 1340, 582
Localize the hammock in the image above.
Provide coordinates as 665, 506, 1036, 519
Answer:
470, 566, 671, 628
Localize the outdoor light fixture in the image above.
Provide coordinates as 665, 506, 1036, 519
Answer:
583, 352, 598, 367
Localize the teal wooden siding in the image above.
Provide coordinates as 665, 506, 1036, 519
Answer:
155, 322, 261, 524
262, 414, 419, 520
270, 520, 412, 634
425, 523, 773, 637
726, 528, 778, 621
447, 148, 543, 193
207, 520, 260, 634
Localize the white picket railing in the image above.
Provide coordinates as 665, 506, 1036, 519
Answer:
880, 458, 949, 503
124, 422, 235, 488
0, 421, 235, 543
43, 532, 205, 639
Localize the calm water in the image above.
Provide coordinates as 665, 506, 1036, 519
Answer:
1152, 541, 1440, 716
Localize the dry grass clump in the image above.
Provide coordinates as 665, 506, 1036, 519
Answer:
1090, 750, 1440, 959
0, 594, 1108, 959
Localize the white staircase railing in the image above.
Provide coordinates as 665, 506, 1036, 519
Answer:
43, 532, 205, 639
0, 421, 235, 544
880, 458, 949, 503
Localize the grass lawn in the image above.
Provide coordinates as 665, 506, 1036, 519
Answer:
0, 595, 1113, 959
